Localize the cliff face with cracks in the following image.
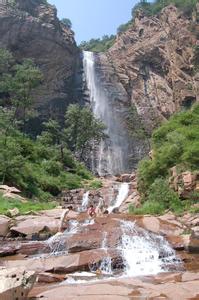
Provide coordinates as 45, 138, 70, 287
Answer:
105, 5, 199, 134
0, 0, 80, 131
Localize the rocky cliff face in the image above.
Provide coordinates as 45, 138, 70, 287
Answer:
0, 0, 80, 130
105, 5, 199, 133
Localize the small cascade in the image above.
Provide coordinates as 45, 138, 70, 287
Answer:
119, 221, 181, 277
108, 183, 129, 213
45, 220, 80, 256
89, 231, 113, 275
81, 191, 90, 211
101, 232, 108, 250
99, 232, 112, 274
98, 257, 112, 275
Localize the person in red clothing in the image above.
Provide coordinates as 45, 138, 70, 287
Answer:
87, 204, 96, 218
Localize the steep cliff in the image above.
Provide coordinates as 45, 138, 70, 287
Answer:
105, 5, 199, 133
0, 0, 80, 128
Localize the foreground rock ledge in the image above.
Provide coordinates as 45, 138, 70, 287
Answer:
0, 267, 36, 300
30, 272, 199, 300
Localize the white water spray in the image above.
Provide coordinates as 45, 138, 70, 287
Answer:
81, 191, 90, 211
83, 51, 132, 175
108, 183, 129, 213
119, 220, 181, 277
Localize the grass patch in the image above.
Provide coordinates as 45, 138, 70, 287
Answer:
0, 193, 56, 216
129, 201, 165, 215
83, 179, 103, 190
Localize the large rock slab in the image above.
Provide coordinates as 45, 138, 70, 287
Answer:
0, 267, 36, 300
0, 241, 21, 257
11, 215, 60, 237
0, 215, 11, 237
4, 249, 120, 274
32, 272, 199, 300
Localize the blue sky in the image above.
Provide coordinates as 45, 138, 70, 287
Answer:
48, 0, 139, 44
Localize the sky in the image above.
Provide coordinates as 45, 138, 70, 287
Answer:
48, 0, 139, 44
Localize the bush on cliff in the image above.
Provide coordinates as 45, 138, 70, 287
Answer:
79, 35, 116, 52
135, 104, 199, 214
132, 0, 198, 18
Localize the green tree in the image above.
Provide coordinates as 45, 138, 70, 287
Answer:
61, 18, 72, 29
64, 104, 107, 161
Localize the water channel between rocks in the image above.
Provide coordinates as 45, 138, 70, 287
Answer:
22, 182, 183, 285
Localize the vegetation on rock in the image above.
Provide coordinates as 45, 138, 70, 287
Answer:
0, 48, 106, 201
61, 18, 72, 29
79, 35, 116, 52
133, 104, 199, 215
0, 193, 56, 215
132, 0, 198, 18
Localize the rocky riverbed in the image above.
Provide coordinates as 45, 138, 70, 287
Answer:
0, 178, 199, 299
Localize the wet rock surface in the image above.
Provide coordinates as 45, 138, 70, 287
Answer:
29, 272, 199, 300
0, 178, 198, 299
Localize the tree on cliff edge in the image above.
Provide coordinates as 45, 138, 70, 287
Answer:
61, 18, 72, 29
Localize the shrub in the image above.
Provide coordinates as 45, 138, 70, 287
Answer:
138, 104, 199, 195
79, 35, 116, 52
61, 18, 72, 29
129, 201, 165, 215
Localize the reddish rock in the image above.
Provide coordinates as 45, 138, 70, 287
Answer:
18, 241, 48, 256
0, 215, 11, 237
32, 272, 199, 300
0, 241, 21, 257
37, 272, 65, 284
4, 249, 120, 274
10, 215, 61, 237
188, 233, 199, 253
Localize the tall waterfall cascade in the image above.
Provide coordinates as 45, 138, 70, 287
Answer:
83, 51, 135, 176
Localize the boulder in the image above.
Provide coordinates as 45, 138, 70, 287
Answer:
0, 267, 36, 300
7, 207, 20, 218
181, 171, 196, 191
141, 215, 184, 236
117, 174, 134, 183
37, 272, 65, 284
0, 185, 21, 193
10, 215, 60, 238
188, 233, 199, 253
18, 241, 48, 256
0, 241, 21, 257
0, 215, 11, 237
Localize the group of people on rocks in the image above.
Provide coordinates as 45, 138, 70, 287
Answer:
87, 197, 109, 218
59, 196, 109, 232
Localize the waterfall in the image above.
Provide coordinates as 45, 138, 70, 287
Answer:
108, 183, 129, 213
119, 221, 181, 277
83, 51, 132, 176
81, 191, 89, 211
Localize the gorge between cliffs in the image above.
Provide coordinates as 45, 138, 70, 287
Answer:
0, 0, 199, 299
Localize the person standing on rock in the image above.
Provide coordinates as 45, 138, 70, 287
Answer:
87, 204, 96, 219
59, 206, 73, 232
96, 196, 105, 217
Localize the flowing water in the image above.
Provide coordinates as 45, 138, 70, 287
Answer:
83, 51, 133, 176
108, 182, 129, 213
81, 191, 90, 211
119, 220, 181, 277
